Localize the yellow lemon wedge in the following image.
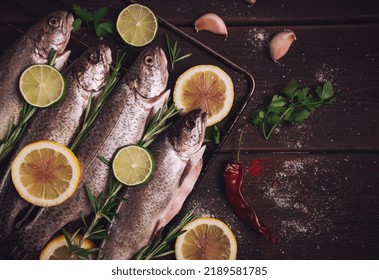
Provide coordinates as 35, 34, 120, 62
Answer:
112, 145, 155, 186
40, 234, 95, 260
19, 64, 66, 108
173, 65, 234, 127
116, 4, 158, 47
11, 140, 80, 207
175, 217, 237, 260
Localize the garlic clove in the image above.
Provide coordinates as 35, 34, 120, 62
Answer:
245, 0, 257, 4
270, 31, 297, 62
194, 13, 228, 39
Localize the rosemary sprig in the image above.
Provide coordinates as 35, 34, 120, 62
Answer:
165, 34, 192, 70
63, 157, 124, 260
132, 208, 199, 260
0, 50, 57, 164
69, 53, 125, 150
138, 98, 181, 148
64, 98, 180, 260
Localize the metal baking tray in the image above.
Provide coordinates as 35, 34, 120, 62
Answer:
0, 0, 255, 257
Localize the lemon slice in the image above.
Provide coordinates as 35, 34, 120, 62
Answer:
173, 65, 234, 127
40, 234, 95, 260
116, 4, 158, 47
112, 145, 155, 186
11, 140, 81, 207
19, 64, 66, 108
175, 217, 237, 260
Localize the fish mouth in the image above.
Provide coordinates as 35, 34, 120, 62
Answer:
66, 12, 74, 28
158, 47, 167, 68
201, 112, 208, 126
47, 11, 74, 54
200, 111, 208, 140
103, 46, 112, 65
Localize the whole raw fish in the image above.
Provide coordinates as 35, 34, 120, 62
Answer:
0, 44, 112, 241
0, 11, 73, 140
9, 46, 169, 259
98, 109, 207, 260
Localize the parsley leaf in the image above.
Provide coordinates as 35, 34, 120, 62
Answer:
72, 5, 114, 37
250, 79, 339, 140
205, 125, 220, 144
72, 18, 82, 32
95, 22, 115, 37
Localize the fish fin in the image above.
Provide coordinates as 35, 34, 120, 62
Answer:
55, 50, 71, 71
1, 233, 36, 260
9, 244, 35, 260
179, 145, 206, 187
145, 89, 171, 128
154, 158, 203, 232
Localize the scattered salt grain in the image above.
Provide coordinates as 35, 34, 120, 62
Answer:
246, 27, 270, 50
258, 158, 337, 240
315, 63, 340, 83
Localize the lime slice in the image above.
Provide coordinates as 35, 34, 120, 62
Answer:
11, 140, 81, 207
19, 64, 66, 108
112, 145, 155, 186
116, 4, 158, 47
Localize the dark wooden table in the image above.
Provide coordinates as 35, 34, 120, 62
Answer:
1, 0, 378, 260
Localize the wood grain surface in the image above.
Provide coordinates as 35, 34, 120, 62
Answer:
0, 0, 378, 259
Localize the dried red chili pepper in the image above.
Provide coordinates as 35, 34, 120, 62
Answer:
223, 129, 275, 242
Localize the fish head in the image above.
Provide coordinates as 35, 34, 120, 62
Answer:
128, 46, 168, 99
74, 44, 112, 93
170, 109, 207, 159
30, 10, 73, 60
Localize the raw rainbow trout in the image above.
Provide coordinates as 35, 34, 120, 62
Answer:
0, 11, 73, 140
0, 45, 111, 241
10, 46, 169, 259
98, 109, 207, 260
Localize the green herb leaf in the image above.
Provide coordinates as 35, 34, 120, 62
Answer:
72, 18, 82, 32
132, 208, 199, 260
250, 79, 339, 140
269, 95, 287, 108
282, 79, 298, 98
73, 4, 93, 23
72, 5, 113, 38
297, 87, 309, 102
316, 81, 334, 100
92, 7, 107, 24
251, 109, 266, 125
165, 34, 192, 70
138, 98, 181, 148
95, 22, 114, 37
287, 109, 311, 123
205, 125, 220, 144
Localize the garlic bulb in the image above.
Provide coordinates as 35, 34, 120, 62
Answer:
270, 31, 297, 62
194, 13, 228, 39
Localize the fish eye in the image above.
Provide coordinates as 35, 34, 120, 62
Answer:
144, 55, 154, 66
186, 119, 196, 128
48, 17, 59, 28
89, 51, 99, 63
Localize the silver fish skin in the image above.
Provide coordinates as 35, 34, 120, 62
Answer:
0, 45, 112, 241
0, 11, 73, 140
98, 109, 207, 260
11, 46, 169, 259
